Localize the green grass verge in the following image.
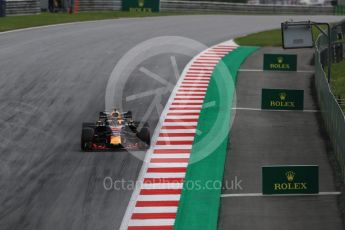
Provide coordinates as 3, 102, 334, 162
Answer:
235, 26, 325, 47
0, 11, 192, 32
235, 29, 282, 46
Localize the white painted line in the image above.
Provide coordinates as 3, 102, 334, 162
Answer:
206, 50, 230, 53
165, 115, 199, 119
210, 48, 235, 51
180, 84, 209, 87
182, 79, 211, 82
128, 219, 175, 226
176, 91, 206, 93
190, 64, 217, 67
145, 173, 186, 178
149, 163, 188, 168
183, 77, 211, 80
168, 109, 202, 112
137, 194, 181, 201
188, 67, 214, 70
159, 129, 196, 133
189, 70, 214, 73
175, 93, 206, 96
177, 87, 208, 90
177, 89, 207, 92
174, 97, 205, 100
157, 136, 195, 141
184, 75, 211, 78
141, 183, 183, 189
179, 87, 208, 90
154, 145, 192, 150
205, 52, 228, 55
182, 78, 211, 81
151, 154, 190, 159
233, 107, 320, 113
221, 192, 341, 198
238, 69, 315, 74
187, 70, 214, 73
171, 103, 203, 106
173, 98, 205, 101
134, 206, 178, 213
185, 72, 213, 74
162, 122, 198, 126
172, 100, 204, 103
170, 105, 203, 108
169, 106, 201, 108
195, 56, 221, 59
181, 84, 209, 87
197, 54, 222, 57
194, 60, 219, 63
189, 66, 215, 69
183, 78, 210, 81
148, 163, 188, 168
183, 79, 210, 82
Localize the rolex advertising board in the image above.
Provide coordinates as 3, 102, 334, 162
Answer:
122, 0, 160, 12
262, 165, 319, 195
261, 88, 304, 111
263, 54, 297, 71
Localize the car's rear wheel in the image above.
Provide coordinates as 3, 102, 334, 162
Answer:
81, 127, 94, 151
138, 124, 150, 148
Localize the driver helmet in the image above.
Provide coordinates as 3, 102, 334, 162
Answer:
111, 108, 120, 119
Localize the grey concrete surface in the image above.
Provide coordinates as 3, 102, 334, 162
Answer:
236, 72, 317, 110
219, 195, 342, 230
0, 15, 343, 230
219, 47, 344, 229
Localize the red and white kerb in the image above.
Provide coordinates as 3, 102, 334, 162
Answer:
123, 41, 238, 230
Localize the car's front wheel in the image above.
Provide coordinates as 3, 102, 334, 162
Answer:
81, 127, 94, 151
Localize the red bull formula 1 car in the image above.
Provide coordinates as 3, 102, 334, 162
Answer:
81, 110, 150, 151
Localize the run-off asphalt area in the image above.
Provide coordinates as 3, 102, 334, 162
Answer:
0, 16, 343, 230
218, 47, 344, 230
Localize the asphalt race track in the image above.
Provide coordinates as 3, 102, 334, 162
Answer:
0, 15, 342, 230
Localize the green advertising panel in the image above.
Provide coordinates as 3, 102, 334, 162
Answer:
261, 88, 304, 110
122, 0, 160, 12
263, 54, 297, 71
262, 165, 319, 195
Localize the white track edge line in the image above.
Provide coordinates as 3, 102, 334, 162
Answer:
221, 192, 341, 197
233, 107, 320, 113
238, 69, 314, 73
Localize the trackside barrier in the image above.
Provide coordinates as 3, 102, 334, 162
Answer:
315, 22, 345, 183
78, 0, 121, 11
0, 0, 5, 16
4, 0, 40, 15
336, 5, 345, 15
160, 0, 334, 15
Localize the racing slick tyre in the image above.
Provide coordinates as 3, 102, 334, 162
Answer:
125, 111, 132, 119
82, 122, 95, 128
137, 123, 151, 148
81, 127, 94, 151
